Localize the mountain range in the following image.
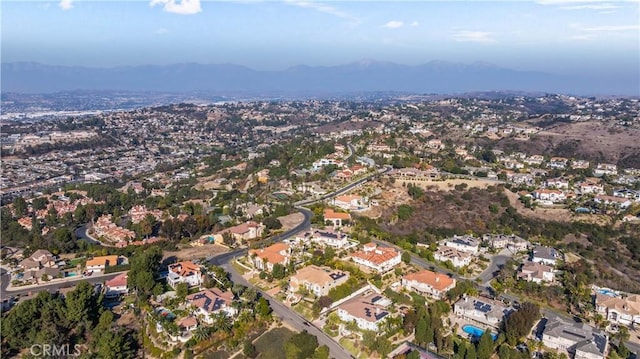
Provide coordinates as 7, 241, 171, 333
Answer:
1, 61, 637, 96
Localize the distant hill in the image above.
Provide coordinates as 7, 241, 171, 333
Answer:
1, 60, 637, 96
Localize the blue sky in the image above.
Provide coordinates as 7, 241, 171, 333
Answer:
2, 0, 639, 78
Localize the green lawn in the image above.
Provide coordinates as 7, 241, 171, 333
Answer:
339, 337, 364, 358
255, 327, 296, 359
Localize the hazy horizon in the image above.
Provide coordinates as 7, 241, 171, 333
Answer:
2, 0, 639, 80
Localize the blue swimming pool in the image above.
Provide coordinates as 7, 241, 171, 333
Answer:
597, 289, 617, 297
462, 325, 497, 340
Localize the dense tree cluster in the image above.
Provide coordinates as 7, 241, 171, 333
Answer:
1, 282, 136, 358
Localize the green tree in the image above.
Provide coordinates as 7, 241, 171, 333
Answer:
176, 282, 189, 300
95, 329, 135, 359
243, 340, 257, 358
466, 343, 477, 359
127, 247, 163, 297
65, 281, 101, 325
13, 197, 27, 216
272, 263, 286, 279
477, 330, 495, 359
284, 330, 319, 359
402, 251, 412, 264
415, 318, 427, 346
256, 297, 272, 318
313, 345, 330, 359
397, 204, 414, 220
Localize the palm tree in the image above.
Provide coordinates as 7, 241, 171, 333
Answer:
192, 326, 211, 342
215, 312, 233, 333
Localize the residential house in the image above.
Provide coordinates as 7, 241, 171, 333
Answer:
443, 235, 479, 254
524, 155, 545, 166
542, 318, 608, 359
401, 270, 456, 299
167, 261, 203, 289
332, 195, 368, 211
323, 208, 351, 227
594, 163, 617, 177
579, 182, 604, 195
545, 178, 570, 190
337, 292, 392, 331
289, 265, 349, 297
594, 294, 640, 326
571, 160, 590, 169
613, 189, 640, 201
548, 157, 569, 169
85, 255, 123, 273
19, 249, 57, 271
434, 246, 472, 268
177, 316, 199, 334
105, 273, 129, 298
186, 288, 237, 324
390, 167, 440, 182
594, 195, 632, 209
249, 243, 291, 271
532, 246, 560, 267
350, 243, 401, 273
454, 295, 513, 328
533, 189, 566, 203
517, 261, 555, 283
297, 228, 350, 249
217, 221, 265, 243
482, 234, 529, 252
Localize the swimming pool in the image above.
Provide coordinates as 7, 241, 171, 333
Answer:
597, 289, 617, 297
462, 325, 497, 340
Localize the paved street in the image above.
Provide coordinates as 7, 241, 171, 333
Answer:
1, 270, 124, 297
221, 262, 353, 359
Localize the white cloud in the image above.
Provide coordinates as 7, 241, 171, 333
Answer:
59, 0, 73, 10
155, 28, 169, 35
284, 0, 360, 24
536, 0, 628, 4
382, 20, 404, 29
150, 0, 202, 15
410, 21, 419, 27
581, 24, 640, 31
560, 3, 620, 10
567, 34, 596, 40
451, 30, 496, 43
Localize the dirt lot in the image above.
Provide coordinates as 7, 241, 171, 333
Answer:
162, 243, 228, 261
503, 189, 609, 225
498, 121, 640, 167
278, 212, 304, 231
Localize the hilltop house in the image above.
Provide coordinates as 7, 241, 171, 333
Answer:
249, 243, 291, 271
86, 255, 125, 274
402, 270, 456, 299
350, 243, 401, 273
289, 265, 349, 297
186, 288, 237, 324
594, 294, 640, 326
167, 261, 203, 289
105, 273, 129, 298
454, 296, 513, 328
296, 228, 350, 249
443, 235, 479, 254
532, 246, 561, 267
323, 208, 351, 227
332, 195, 368, 211
337, 292, 392, 331
542, 318, 608, 359
518, 261, 555, 283
434, 246, 472, 268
